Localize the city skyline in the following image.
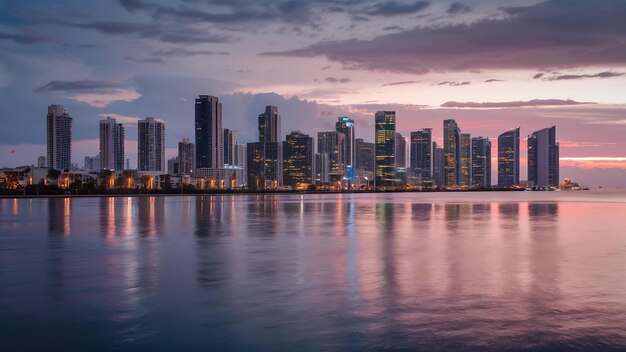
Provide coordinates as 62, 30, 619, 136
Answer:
1, 0, 626, 187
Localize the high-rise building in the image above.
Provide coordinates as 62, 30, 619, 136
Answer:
235, 143, 246, 186
46, 104, 72, 170
471, 137, 491, 188
355, 138, 375, 173
258, 105, 280, 143
432, 142, 445, 186
395, 132, 407, 168
137, 117, 165, 172
178, 138, 195, 176
283, 131, 314, 187
318, 131, 346, 180
410, 129, 432, 181
247, 106, 282, 190
460, 133, 471, 186
498, 128, 520, 186
37, 156, 46, 168
528, 126, 559, 187
99, 116, 125, 171
315, 153, 330, 183
335, 117, 355, 176
375, 111, 396, 188
195, 95, 223, 169
84, 155, 100, 171
443, 119, 461, 187
223, 128, 237, 166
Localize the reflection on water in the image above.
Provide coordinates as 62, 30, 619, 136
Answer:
2, 193, 626, 351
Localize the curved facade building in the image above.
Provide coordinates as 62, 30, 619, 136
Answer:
497, 128, 520, 186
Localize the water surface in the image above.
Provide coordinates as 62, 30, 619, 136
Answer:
1, 192, 626, 351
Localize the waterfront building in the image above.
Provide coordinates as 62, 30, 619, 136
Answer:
318, 131, 346, 181
432, 142, 445, 186
223, 128, 237, 166
395, 132, 407, 168
498, 127, 520, 186
528, 126, 559, 187
460, 133, 471, 186
335, 117, 355, 178
195, 95, 223, 170
46, 104, 72, 170
178, 138, 195, 176
410, 129, 432, 181
471, 137, 491, 188
355, 138, 375, 173
137, 117, 165, 172
375, 111, 396, 188
247, 106, 282, 190
443, 119, 461, 186
99, 116, 125, 171
283, 131, 314, 187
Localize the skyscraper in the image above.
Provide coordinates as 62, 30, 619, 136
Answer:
460, 133, 471, 186
410, 129, 432, 181
432, 142, 445, 186
335, 117, 355, 176
137, 117, 165, 172
167, 157, 179, 176
318, 131, 346, 180
46, 104, 72, 170
37, 156, 46, 168
195, 95, 223, 170
443, 119, 461, 187
395, 132, 407, 168
247, 106, 282, 190
223, 128, 237, 166
471, 137, 491, 188
283, 131, 314, 187
528, 126, 559, 187
375, 111, 396, 188
498, 128, 520, 186
178, 138, 195, 176
99, 116, 125, 171
355, 138, 375, 173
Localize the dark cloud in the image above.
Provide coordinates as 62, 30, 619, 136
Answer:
34, 80, 124, 93
152, 48, 230, 57
533, 73, 545, 79
68, 21, 231, 44
436, 81, 470, 86
125, 56, 166, 64
441, 99, 596, 108
382, 80, 417, 86
446, 2, 471, 15
325, 77, 351, 83
383, 26, 401, 31
263, 0, 626, 73
0, 30, 54, 44
544, 71, 625, 81
365, 1, 430, 16
321, 65, 332, 70
484, 79, 504, 83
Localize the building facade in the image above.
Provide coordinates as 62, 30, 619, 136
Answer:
410, 129, 432, 181
195, 95, 223, 170
335, 117, 355, 178
432, 142, 445, 186
46, 104, 72, 170
355, 138, 375, 173
99, 116, 125, 171
178, 138, 195, 176
395, 132, 407, 169
137, 117, 165, 172
247, 106, 282, 190
460, 133, 471, 187
498, 127, 520, 186
443, 119, 461, 187
318, 131, 346, 181
283, 131, 314, 187
223, 128, 237, 166
375, 111, 396, 188
528, 126, 559, 187
471, 137, 491, 188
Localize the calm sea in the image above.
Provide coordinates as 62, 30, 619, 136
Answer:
1, 192, 626, 351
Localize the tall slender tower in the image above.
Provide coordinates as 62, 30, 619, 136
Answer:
46, 105, 72, 170
443, 119, 461, 186
395, 132, 407, 168
498, 127, 520, 186
410, 129, 432, 181
528, 126, 559, 187
195, 95, 223, 170
223, 128, 238, 166
247, 105, 282, 190
99, 116, 125, 171
178, 138, 195, 176
375, 111, 396, 188
460, 133, 471, 186
471, 136, 491, 187
137, 117, 165, 172
335, 117, 355, 177
318, 131, 346, 179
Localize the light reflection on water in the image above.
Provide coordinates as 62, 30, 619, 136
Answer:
1, 192, 626, 351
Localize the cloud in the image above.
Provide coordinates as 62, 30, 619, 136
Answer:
365, 1, 430, 16
484, 79, 504, 83
0, 30, 54, 44
382, 80, 417, 86
560, 157, 626, 170
34, 80, 141, 108
67, 21, 231, 44
446, 2, 471, 15
325, 77, 351, 83
436, 81, 470, 86
34, 80, 124, 93
544, 71, 625, 81
125, 56, 166, 64
441, 99, 596, 109
533, 73, 544, 79
152, 48, 230, 57
262, 0, 626, 73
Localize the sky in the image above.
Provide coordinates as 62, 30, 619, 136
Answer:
1, 0, 626, 187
